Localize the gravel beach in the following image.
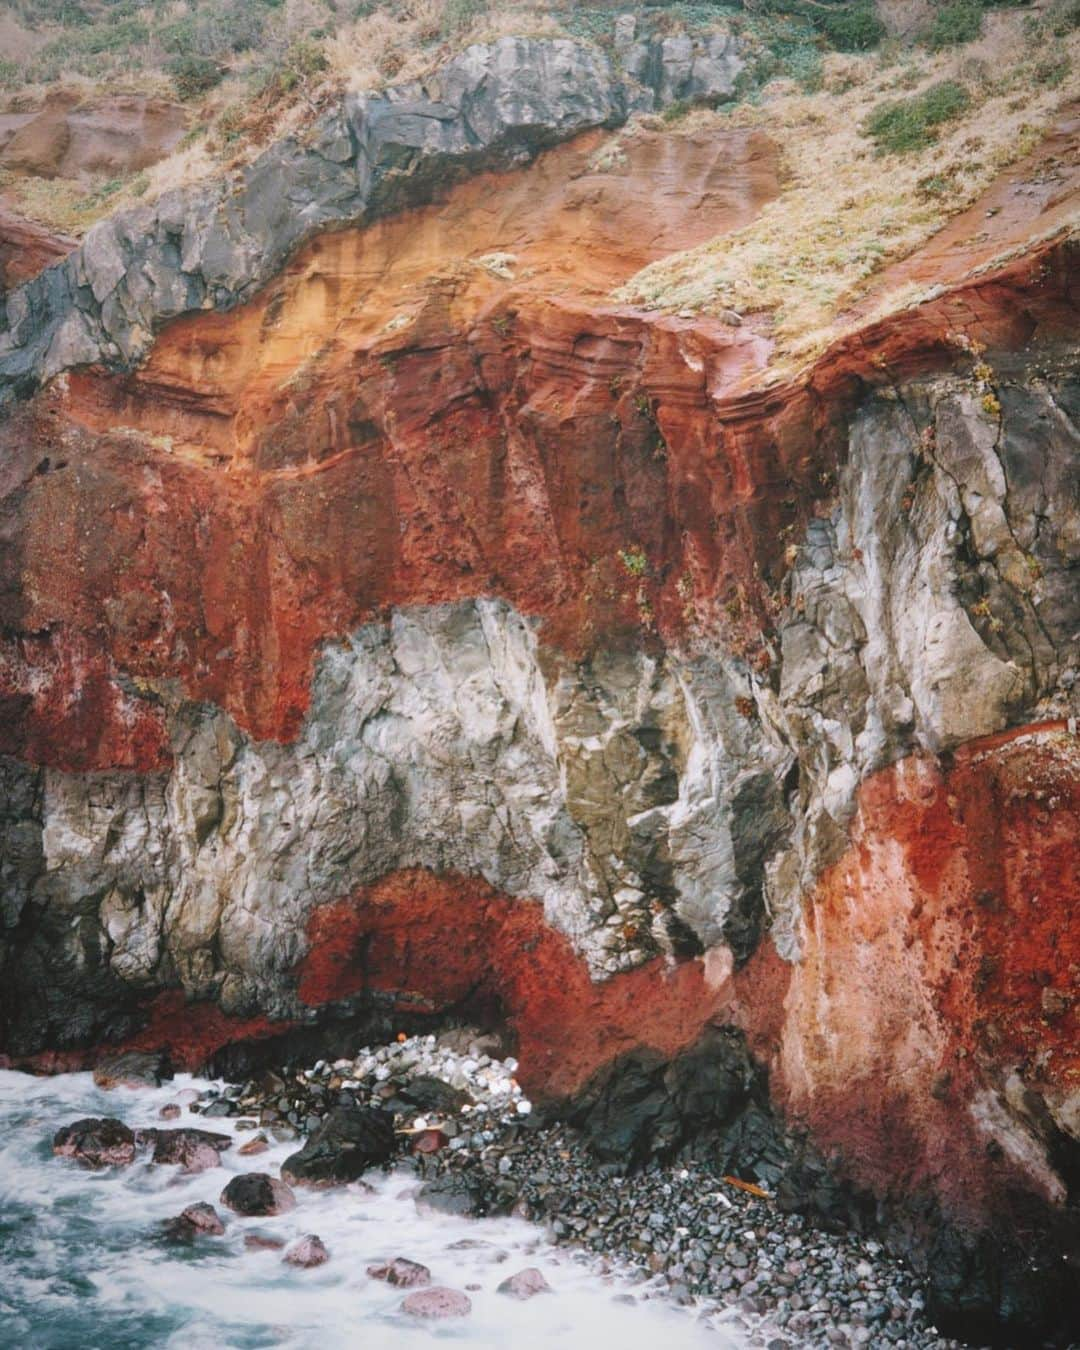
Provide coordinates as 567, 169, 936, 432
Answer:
185, 1033, 985, 1350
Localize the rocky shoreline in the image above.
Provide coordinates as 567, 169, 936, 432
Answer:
57, 1035, 1010, 1350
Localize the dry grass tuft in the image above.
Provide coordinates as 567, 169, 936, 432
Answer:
613, 11, 1080, 365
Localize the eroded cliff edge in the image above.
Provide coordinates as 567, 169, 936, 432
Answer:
1, 36, 1078, 1345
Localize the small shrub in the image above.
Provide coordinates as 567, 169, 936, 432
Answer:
1047, 0, 1080, 35
167, 54, 225, 101
818, 3, 885, 52
925, 2, 984, 50
618, 548, 649, 578
864, 81, 971, 154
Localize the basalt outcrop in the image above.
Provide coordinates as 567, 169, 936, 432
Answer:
1, 35, 1078, 1346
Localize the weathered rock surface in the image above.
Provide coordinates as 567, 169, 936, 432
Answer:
219, 1172, 296, 1216
92, 1049, 171, 1090
0, 93, 186, 182
1, 29, 1078, 1348
143, 1126, 232, 1172
0, 37, 744, 400
281, 1103, 395, 1186
162, 1201, 225, 1241
367, 1257, 432, 1287
497, 1268, 552, 1300
283, 1233, 329, 1267
53, 1117, 136, 1168
401, 1286, 472, 1319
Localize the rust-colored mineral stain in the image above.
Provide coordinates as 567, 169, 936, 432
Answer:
296, 868, 731, 1102
779, 725, 1080, 1222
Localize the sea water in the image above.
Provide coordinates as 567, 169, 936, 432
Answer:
0, 1069, 750, 1349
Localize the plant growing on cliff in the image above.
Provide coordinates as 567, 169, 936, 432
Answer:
618, 547, 649, 578
863, 81, 971, 153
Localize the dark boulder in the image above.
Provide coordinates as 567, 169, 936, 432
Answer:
220, 1172, 296, 1216
92, 1050, 171, 1090
281, 1103, 395, 1188
384, 1076, 473, 1115
567, 1027, 778, 1171
415, 1170, 488, 1218
53, 1117, 136, 1168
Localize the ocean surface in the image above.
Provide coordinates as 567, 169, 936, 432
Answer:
0, 1069, 749, 1349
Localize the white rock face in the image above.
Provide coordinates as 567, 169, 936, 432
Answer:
7, 368, 1079, 1035
763, 374, 1080, 954
32, 598, 787, 1015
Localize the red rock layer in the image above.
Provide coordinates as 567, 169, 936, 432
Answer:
779, 722, 1080, 1223
296, 869, 732, 1102
0, 205, 76, 290
3, 226, 1076, 770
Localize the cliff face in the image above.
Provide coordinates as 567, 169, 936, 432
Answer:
1, 36, 1078, 1343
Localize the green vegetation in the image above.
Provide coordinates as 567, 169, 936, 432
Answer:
618, 548, 649, 578
864, 80, 971, 154
166, 53, 224, 101
925, 2, 985, 50
815, 3, 885, 52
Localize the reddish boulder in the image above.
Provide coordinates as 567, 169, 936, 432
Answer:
283, 1234, 330, 1267
367, 1257, 432, 1287
143, 1127, 232, 1173
401, 1287, 472, 1319
162, 1201, 225, 1241
159, 1103, 181, 1120
53, 1118, 136, 1168
244, 1233, 286, 1251
497, 1267, 552, 1299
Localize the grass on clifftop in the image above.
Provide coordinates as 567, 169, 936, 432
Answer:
612, 7, 1080, 369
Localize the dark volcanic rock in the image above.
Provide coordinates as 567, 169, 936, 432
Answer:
415, 1171, 488, 1218
281, 1103, 395, 1187
219, 1172, 296, 1216
389, 1075, 473, 1115
92, 1050, 171, 1090
568, 1027, 778, 1171
53, 1117, 136, 1168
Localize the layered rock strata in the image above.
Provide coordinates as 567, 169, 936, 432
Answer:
0, 36, 1078, 1345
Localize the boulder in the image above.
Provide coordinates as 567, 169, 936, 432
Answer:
144, 1126, 233, 1173
281, 1104, 395, 1187
401, 1287, 472, 1319
415, 1171, 487, 1218
159, 1103, 181, 1120
53, 1117, 136, 1168
244, 1233, 286, 1251
283, 1234, 329, 1267
367, 1257, 431, 1287
238, 1133, 270, 1157
220, 1172, 296, 1216
497, 1267, 552, 1299
92, 1050, 171, 1090
162, 1201, 225, 1241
